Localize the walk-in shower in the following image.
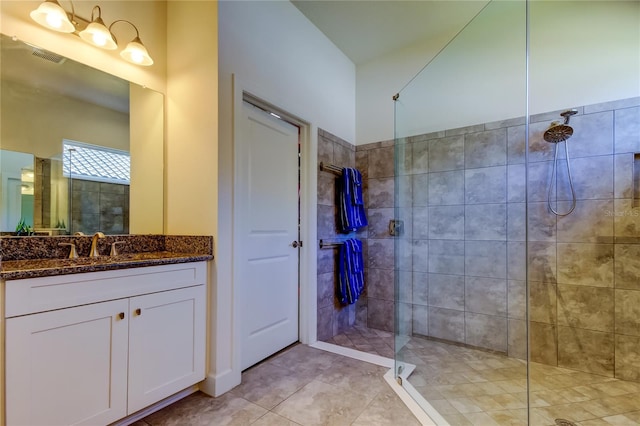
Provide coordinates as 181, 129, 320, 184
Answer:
545, 109, 578, 216
392, 1, 640, 425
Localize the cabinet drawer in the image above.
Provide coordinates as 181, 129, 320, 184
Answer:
5, 262, 206, 318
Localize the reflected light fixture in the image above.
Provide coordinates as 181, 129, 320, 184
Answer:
29, 0, 154, 66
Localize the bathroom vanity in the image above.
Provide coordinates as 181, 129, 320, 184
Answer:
0, 235, 213, 426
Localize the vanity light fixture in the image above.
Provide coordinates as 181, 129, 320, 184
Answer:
30, 0, 154, 66
110, 20, 154, 66
30, 0, 75, 33
78, 6, 116, 50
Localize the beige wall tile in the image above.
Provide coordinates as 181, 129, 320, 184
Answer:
530, 281, 558, 324
529, 322, 558, 366
557, 243, 614, 287
614, 243, 640, 290
615, 334, 640, 382
558, 326, 614, 377
557, 285, 614, 332
465, 313, 508, 352
615, 289, 640, 336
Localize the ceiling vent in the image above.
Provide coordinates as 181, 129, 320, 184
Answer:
31, 47, 66, 64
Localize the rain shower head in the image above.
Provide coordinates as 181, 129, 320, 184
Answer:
543, 109, 578, 143
544, 124, 573, 143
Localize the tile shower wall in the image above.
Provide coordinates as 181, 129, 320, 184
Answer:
525, 97, 640, 382
71, 179, 130, 235
355, 140, 400, 333
357, 97, 640, 381
317, 129, 365, 341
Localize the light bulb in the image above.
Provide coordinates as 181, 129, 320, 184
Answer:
130, 49, 143, 64
92, 33, 107, 47
45, 13, 63, 29
120, 37, 153, 66
30, 1, 75, 33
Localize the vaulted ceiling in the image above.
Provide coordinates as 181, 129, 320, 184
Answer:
291, 0, 489, 65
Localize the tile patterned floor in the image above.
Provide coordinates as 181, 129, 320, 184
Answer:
135, 343, 420, 426
398, 336, 640, 426
327, 326, 640, 425
136, 331, 640, 426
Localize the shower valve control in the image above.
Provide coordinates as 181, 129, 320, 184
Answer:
389, 219, 404, 236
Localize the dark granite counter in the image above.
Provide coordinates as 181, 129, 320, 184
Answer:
0, 235, 213, 280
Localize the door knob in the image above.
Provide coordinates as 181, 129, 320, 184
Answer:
291, 240, 302, 248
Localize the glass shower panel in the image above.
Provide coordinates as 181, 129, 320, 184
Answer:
393, 1, 528, 423
527, 2, 640, 425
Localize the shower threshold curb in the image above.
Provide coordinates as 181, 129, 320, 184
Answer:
310, 341, 447, 426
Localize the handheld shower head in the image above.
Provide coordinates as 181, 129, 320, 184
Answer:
545, 109, 579, 216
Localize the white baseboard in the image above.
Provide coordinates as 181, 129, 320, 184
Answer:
199, 369, 241, 397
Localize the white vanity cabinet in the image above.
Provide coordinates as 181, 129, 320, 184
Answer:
4, 262, 207, 426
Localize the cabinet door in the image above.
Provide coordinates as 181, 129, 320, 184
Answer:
6, 299, 129, 426
127, 285, 206, 413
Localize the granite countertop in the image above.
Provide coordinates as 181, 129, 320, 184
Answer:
0, 251, 213, 280
0, 235, 214, 280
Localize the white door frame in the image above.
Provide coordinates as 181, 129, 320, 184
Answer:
230, 75, 316, 380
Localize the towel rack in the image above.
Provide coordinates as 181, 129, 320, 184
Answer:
319, 239, 344, 249
319, 162, 343, 176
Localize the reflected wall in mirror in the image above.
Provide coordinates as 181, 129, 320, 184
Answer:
0, 34, 164, 235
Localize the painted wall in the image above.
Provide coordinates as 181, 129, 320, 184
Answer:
357, 0, 640, 145
165, 0, 220, 394
216, 0, 355, 395
0, 80, 129, 158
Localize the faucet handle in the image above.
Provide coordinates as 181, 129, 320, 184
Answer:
110, 241, 125, 256
58, 243, 78, 259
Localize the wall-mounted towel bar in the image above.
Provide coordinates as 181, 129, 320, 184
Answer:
319, 162, 343, 175
319, 239, 344, 249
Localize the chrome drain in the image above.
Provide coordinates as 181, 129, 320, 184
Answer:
555, 419, 578, 426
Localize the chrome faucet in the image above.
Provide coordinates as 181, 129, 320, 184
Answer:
89, 232, 105, 257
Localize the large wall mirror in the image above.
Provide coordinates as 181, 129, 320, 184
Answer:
0, 34, 164, 235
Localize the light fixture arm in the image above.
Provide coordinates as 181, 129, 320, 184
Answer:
89, 5, 102, 22
108, 19, 141, 45
63, 0, 77, 26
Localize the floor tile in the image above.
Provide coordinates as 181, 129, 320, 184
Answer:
143, 392, 267, 426
272, 380, 371, 426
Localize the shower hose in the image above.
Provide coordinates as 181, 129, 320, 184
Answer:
547, 139, 576, 216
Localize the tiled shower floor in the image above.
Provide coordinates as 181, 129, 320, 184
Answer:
323, 325, 395, 359
326, 328, 640, 425
398, 336, 640, 425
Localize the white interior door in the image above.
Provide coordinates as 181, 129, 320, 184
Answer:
238, 100, 300, 370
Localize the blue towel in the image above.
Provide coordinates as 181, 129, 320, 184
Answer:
337, 238, 365, 305
338, 168, 367, 232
